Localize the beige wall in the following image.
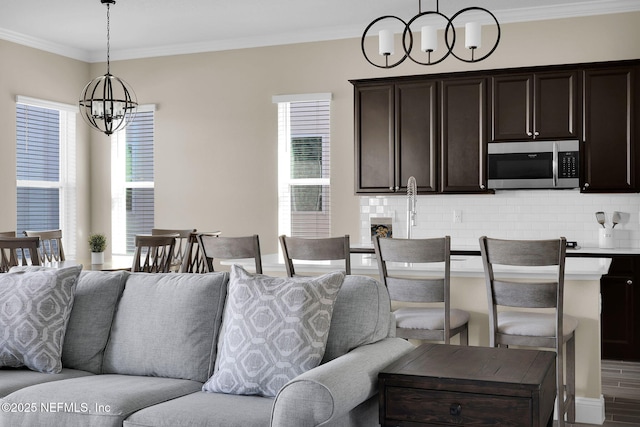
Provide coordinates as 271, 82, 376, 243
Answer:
0, 40, 91, 252
1, 12, 639, 257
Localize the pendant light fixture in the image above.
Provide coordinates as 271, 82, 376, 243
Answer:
361, 0, 500, 69
79, 0, 137, 135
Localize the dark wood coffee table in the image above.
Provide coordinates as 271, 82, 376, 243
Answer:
379, 343, 556, 427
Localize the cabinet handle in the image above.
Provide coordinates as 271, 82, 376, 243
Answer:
534, 131, 540, 136
389, 187, 394, 191
480, 184, 486, 190
583, 183, 590, 189
395, 186, 400, 191
450, 403, 462, 416
628, 280, 633, 285
527, 131, 533, 137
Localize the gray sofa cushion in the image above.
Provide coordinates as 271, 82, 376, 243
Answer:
62, 270, 128, 373
0, 374, 202, 427
0, 367, 94, 398
204, 266, 345, 397
0, 265, 82, 373
322, 275, 392, 363
103, 272, 228, 382
123, 391, 273, 427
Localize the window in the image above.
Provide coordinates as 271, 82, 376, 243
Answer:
274, 94, 331, 238
16, 96, 77, 257
111, 106, 155, 255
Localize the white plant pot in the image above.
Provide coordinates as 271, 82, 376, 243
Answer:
91, 252, 105, 264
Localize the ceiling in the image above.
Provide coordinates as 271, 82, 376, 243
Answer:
1, 0, 637, 63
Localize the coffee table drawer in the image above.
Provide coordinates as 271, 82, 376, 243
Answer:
385, 386, 532, 426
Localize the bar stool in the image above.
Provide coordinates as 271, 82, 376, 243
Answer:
479, 236, 576, 427
197, 234, 262, 274
374, 235, 469, 344
279, 235, 350, 277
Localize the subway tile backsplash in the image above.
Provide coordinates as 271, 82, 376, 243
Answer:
360, 190, 640, 249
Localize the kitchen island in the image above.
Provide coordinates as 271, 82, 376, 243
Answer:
229, 251, 612, 425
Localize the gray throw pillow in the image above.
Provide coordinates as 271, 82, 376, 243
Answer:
0, 265, 82, 373
203, 265, 345, 397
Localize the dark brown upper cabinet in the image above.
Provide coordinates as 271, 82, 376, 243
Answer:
440, 77, 488, 193
491, 71, 579, 141
582, 66, 637, 192
353, 59, 639, 195
354, 80, 437, 194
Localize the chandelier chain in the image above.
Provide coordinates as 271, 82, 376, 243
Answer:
106, 3, 111, 74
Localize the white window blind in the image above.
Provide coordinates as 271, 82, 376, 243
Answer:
274, 94, 331, 238
16, 96, 77, 257
111, 106, 155, 255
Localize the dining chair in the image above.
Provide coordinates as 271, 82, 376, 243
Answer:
0, 237, 41, 273
132, 234, 177, 273
23, 229, 65, 263
179, 231, 222, 273
279, 234, 351, 277
373, 235, 469, 345
151, 228, 196, 272
197, 234, 262, 274
479, 235, 576, 427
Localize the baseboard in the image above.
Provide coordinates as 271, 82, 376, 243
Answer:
554, 395, 605, 425
575, 396, 606, 425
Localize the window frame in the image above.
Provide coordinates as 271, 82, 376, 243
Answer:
15, 95, 77, 258
273, 93, 332, 239
110, 104, 156, 255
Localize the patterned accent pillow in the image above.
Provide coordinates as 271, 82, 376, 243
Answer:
0, 265, 82, 373
204, 265, 345, 397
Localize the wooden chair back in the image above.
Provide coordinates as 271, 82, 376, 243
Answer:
198, 234, 262, 274
479, 235, 567, 348
24, 229, 65, 262
179, 231, 222, 273
279, 234, 350, 277
152, 228, 196, 271
0, 237, 41, 272
132, 234, 177, 273
373, 235, 450, 304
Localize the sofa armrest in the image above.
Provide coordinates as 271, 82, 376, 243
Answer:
271, 337, 415, 427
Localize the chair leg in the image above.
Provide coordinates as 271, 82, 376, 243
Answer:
459, 326, 468, 346
556, 342, 565, 427
566, 334, 576, 423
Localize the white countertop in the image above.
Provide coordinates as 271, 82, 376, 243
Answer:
352, 244, 640, 257
232, 253, 612, 281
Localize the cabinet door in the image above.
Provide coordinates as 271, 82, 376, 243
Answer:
601, 257, 640, 361
396, 81, 437, 193
355, 84, 394, 193
534, 71, 579, 139
582, 67, 636, 192
492, 72, 578, 141
491, 74, 532, 141
441, 78, 488, 192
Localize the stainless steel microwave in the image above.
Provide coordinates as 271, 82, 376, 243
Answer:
487, 140, 580, 189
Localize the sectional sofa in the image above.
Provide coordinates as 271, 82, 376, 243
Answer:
0, 264, 414, 427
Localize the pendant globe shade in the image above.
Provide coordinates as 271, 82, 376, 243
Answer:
78, 0, 137, 135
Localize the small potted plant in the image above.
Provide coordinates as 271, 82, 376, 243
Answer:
88, 233, 107, 264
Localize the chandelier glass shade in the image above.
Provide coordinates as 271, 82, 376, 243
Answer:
361, 0, 501, 69
79, 0, 137, 135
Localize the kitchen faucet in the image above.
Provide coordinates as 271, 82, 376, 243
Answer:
407, 176, 417, 239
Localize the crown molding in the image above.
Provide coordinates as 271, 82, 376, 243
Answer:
0, 27, 89, 62
2, 0, 639, 63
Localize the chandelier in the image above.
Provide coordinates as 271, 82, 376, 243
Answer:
79, 0, 137, 135
361, 0, 501, 69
